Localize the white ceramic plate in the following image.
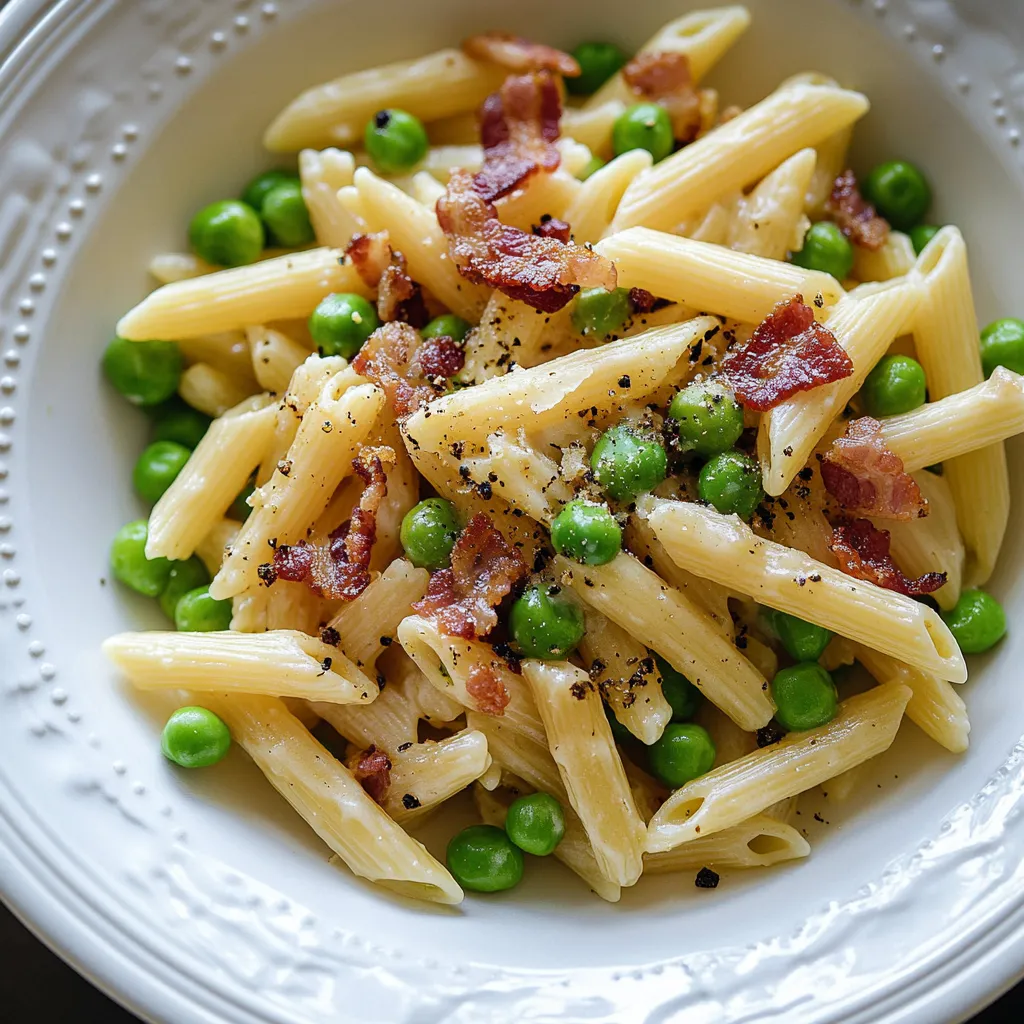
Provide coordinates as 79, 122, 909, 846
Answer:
3, 0, 1024, 1021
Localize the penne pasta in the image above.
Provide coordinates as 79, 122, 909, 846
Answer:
178, 362, 257, 418
852, 230, 917, 282
299, 147, 359, 248
646, 683, 912, 852
247, 325, 311, 395
563, 149, 652, 245
643, 499, 967, 683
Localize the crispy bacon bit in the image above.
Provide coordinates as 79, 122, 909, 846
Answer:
830, 518, 947, 595
354, 745, 392, 803
413, 513, 528, 638
827, 170, 890, 252
345, 232, 392, 288
265, 447, 394, 601
629, 287, 657, 313
377, 254, 430, 328
622, 51, 702, 143
821, 417, 927, 521
465, 664, 510, 716
413, 336, 465, 378
437, 170, 617, 312
476, 71, 563, 202
533, 216, 571, 244
463, 32, 580, 77
722, 295, 854, 411
353, 322, 453, 416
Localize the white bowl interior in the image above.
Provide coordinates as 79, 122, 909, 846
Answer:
10, 0, 1024, 1003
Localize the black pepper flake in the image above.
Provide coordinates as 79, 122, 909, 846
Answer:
374, 110, 391, 129
735, 634, 748, 649
798, 467, 814, 481
809, 573, 821, 583
813, 293, 824, 309
695, 867, 720, 889
478, 481, 493, 500
449, 441, 465, 459
317, 657, 333, 676
569, 681, 589, 700
458, 464, 471, 479
783, 446, 794, 457
379, 635, 393, 646
257, 562, 277, 586
757, 721, 785, 747
397, 742, 413, 752
319, 626, 341, 647
689, 339, 703, 363
402, 794, 422, 810
618, 375, 631, 388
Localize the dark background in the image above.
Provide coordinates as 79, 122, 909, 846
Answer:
0, 900, 1020, 1022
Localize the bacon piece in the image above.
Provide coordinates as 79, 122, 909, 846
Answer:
353, 745, 392, 803
345, 232, 392, 288
622, 51, 702, 143
475, 71, 563, 202
343, 447, 391, 569
533, 216, 571, 244
413, 513, 528, 639
827, 170, 890, 252
353, 322, 455, 417
830, 518, 947, 596
629, 288, 658, 313
413, 336, 465, 378
465, 664, 510, 716
437, 170, 617, 312
463, 32, 580, 77
821, 417, 927, 521
377, 254, 430, 328
722, 295, 853, 412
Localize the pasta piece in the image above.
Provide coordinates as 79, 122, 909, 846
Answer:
578, 609, 672, 745
561, 101, 627, 155
760, 279, 921, 495
643, 499, 967, 683
854, 645, 970, 754
610, 84, 869, 233
880, 367, 1024, 474
176, 330, 256, 382
264, 49, 507, 151
149, 252, 217, 284
852, 230, 916, 282
201, 693, 462, 904
247, 325, 310, 395
118, 248, 369, 341
210, 379, 385, 600
410, 170, 446, 207
265, 578, 322, 633
404, 317, 717, 457
694, 703, 757, 767
728, 148, 816, 260
494, 171, 582, 232
562, 148, 652, 245
383, 730, 491, 824
194, 518, 240, 576
912, 228, 1009, 585
644, 815, 810, 873
344, 168, 490, 322
299, 147, 359, 248
585, 7, 751, 110
597, 228, 844, 324
230, 589, 267, 633
523, 661, 645, 888
104, 629, 379, 704
553, 552, 775, 731
646, 682, 912, 851
675, 195, 740, 245
146, 396, 277, 561
178, 363, 257, 418
883, 471, 963, 611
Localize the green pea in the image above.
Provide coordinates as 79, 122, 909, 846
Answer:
261, 180, 315, 248
421, 314, 472, 342
364, 108, 429, 174
566, 41, 628, 95
862, 160, 932, 231
941, 589, 1006, 654
188, 199, 264, 267
309, 292, 379, 358
649, 723, 716, 788
242, 169, 296, 212
591, 424, 668, 503
770, 610, 832, 662
161, 706, 232, 768
174, 585, 233, 632
790, 221, 854, 281
771, 663, 838, 732
400, 498, 461, 570
612, 102, 674, 163
509, 584, 585, 660
571, 287, 632, 340
149, 397, 211, 449
505, 792, 566, 856
860, 354, 927, 417
158, 557, 211, 621
698, 450, 764, 520
668, 380, 745, 458
132, 441, 191, 504
446, 824, 524, 892
909, 224, 940, 255
550, 500, 621, 565
654, 654, 702, 721
578, 155, 606, 181
229, 478, 256, 522
103, 337, 182, 408
980, 318, 1024, 378
110, 519, 172, 597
